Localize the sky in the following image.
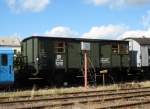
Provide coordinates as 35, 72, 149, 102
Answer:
1, 0, 150, 40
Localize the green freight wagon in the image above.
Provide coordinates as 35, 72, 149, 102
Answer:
21, 36, 129, 86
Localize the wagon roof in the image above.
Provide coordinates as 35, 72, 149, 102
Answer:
125, 37, 150, 45
22, 36, 128, 43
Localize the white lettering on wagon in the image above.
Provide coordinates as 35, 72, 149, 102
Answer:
100, 58, 110, 64
55, 55, 64, 67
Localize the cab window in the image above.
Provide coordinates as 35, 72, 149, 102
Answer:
55, 42, 65, 53
119, 44, 128, 54
112, 44, 119, 54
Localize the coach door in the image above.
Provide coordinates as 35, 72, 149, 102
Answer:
0, 53, 13, 83
68, 42, 81, 68
100, 44, 111, 68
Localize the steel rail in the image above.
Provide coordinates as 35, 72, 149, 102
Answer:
1, 88, 150, 104
96, 99, 150, 109
2, 93, 150, 109
0, 86, 149, 100
1, 88, 150, 109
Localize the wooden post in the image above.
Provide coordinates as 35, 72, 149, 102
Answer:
100, 70, 107, 86
84, 51, 88, 89
81, 42, 90, 89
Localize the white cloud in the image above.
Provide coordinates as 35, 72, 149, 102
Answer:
44, 25, 129, 39
142, 10, 150, 28
125, 0, 150, 5
85, 0, 150, 8
85, 0, 109, 6
6, 0, 50, 13
45, 26, 79, 37
118, 28, 150, 39
44, 25, 150, 40
82, 24, 128, 39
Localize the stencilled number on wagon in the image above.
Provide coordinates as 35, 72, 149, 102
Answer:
55, 55, 64, 67
100, 58, 110, 64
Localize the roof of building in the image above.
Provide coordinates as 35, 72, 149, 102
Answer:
0, 37, 20, 47
124, 37, 150, 45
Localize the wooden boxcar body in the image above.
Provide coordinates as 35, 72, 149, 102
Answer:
21, 36, 129, 86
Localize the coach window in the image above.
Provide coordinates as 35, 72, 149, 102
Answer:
1, 54, 8, 66
55, 42, 65, 53
112, 44, 119, 54
119, 44, 128, 54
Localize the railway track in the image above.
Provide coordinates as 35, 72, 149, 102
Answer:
0, 85, 148, 99
96, 99, 150, 109
1, 86, 150, 109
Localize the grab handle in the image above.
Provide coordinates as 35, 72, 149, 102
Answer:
9, 65, 11, 74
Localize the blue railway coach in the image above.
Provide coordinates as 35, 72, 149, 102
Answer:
0, 47, 14, 85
